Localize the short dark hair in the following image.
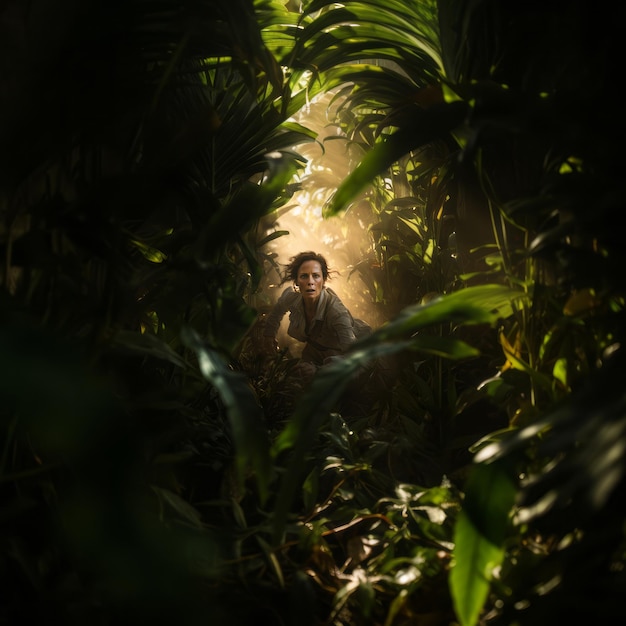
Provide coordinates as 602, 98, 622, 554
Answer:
282, 251, 332, 284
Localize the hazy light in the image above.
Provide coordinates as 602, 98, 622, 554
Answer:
260, 91, 385, 352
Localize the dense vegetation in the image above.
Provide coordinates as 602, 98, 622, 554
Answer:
1, 1, 624, 624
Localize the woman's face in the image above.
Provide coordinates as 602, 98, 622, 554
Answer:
296, 260, 325, 303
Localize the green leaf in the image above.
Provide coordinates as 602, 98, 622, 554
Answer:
256, 535, 285, 588
151, 485, 204, 529
181, 327, 272, 503
324, 102, 467, 216
409, 335, 480, 359
364, 284, 528, 342
110, 330, 189, 368
450, 463, 516, 626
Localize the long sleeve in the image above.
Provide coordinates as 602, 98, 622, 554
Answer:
262, 286, 366, 366
325, 301, 357, 351
262, 286, 299, 338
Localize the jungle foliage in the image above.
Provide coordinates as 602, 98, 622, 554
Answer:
1, 1, 625, 625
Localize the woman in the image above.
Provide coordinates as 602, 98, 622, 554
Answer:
261, 251, 370, 376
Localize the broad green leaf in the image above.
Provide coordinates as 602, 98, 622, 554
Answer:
450, 463, 516, 626
408, 335, 480, 359
110, 330, 189, 368
364, 284, 528, 342
181, 327, 272, 504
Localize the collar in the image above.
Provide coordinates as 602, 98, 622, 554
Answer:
313, 287, 332, 321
